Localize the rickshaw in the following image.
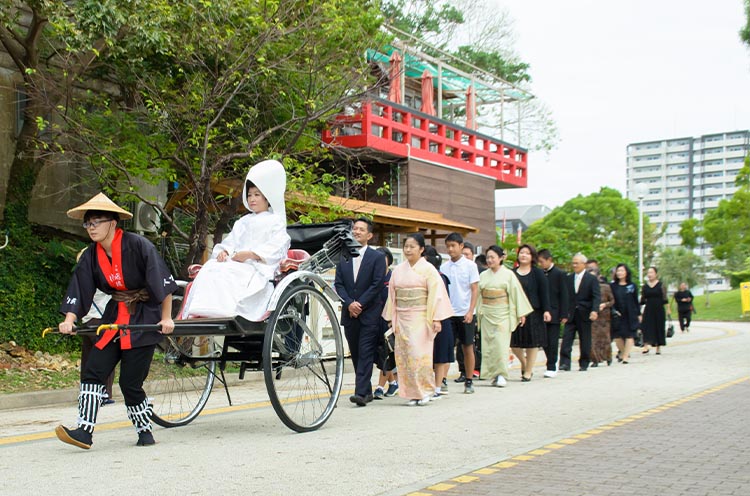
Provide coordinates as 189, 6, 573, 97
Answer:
45, 221, 359, 433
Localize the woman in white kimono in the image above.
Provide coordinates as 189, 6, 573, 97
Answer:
181, 160, 290, 321
477, 245, 533, 387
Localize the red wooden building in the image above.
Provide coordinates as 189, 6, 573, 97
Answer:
321, 40, 531, 251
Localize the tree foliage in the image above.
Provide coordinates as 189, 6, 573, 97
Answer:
655, 247, 705, 290
521, 187, 658, 279
741, 0, 750, 47
3, 0, 386, 272
679, 218, 700, 249
701, 159, 750, 277
0, 0, 179, 224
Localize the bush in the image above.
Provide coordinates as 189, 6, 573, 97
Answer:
0, 222, 83, 353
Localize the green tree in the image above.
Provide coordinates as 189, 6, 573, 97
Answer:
702, 160, 750, 278
678, 218, 700, 249
741, 0, 750, 47
727, 256, 750, 287
655, 247, 705, 290
0, 0, 386, 351
0, 0, 176, 226
521, 187, 658, 280
8, 0, 386, 270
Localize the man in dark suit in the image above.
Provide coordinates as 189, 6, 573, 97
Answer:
559, 253, 601, 371
538, 249, 568, 378
334, 217, 386, 406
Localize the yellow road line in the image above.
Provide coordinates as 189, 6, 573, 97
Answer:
0, 388, 355, 447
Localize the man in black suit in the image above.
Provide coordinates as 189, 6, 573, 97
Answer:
559, 253, 600, 371
334, 217, 386, 406
538, 249, 568, 378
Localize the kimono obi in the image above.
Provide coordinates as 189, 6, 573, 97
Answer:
395, 287, 428, 308
111, 288, 150, 314
481, 288, 508, 306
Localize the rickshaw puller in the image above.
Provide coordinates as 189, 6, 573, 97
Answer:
55, 193, 177, 449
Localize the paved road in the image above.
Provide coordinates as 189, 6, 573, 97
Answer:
1, 321, 748, 496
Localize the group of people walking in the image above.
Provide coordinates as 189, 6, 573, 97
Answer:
337, 223, 682, 408
52, 162, 689, 449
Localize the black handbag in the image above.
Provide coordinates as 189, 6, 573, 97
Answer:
666, 318, 675, 338
611, 309, 622, 333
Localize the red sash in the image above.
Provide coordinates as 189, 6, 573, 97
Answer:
95, 229, 133, 350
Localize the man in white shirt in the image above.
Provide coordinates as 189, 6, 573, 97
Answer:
441, 233, 479, 394
559, 253, 600, 371
334, 218, 386, 406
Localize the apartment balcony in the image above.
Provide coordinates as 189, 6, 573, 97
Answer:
322, 98, 528, 189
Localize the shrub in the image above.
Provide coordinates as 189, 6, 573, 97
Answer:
0, 223, 83, 353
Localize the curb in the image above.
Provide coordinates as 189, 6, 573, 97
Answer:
1, 361, 357, 412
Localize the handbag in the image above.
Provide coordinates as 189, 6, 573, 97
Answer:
611, 309, 622, 333
634, 328, 644, 347
666, 318, 675, 338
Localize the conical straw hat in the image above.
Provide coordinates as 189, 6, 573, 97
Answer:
66, 192, 133, 220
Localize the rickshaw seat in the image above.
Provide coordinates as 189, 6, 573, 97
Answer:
279, 249, 310, 273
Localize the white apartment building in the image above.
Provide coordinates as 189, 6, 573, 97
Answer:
626, 130, 750, 291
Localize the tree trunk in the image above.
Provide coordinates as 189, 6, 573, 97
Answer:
4, 118, 44, 226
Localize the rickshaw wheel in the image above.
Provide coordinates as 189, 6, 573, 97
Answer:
263, 283, 344, 432
149, 335, 217, 428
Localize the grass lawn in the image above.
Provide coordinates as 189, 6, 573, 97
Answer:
671, 288, 750, 323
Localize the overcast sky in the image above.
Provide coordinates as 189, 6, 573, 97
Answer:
491, 0, 750, 208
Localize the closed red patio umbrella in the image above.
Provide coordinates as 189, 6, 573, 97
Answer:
388, 51, 403, 105
465, 85, 476, 130
420, 69, 435, 116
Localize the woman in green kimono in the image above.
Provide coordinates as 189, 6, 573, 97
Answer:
477, 245, 533, 387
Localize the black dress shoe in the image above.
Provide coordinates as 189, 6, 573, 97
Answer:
349, 394, 368, 407
364, 394, 374, 403
559, 365, 571, 371
579, 367, 588, 372
454, 374, 466, 383
590, 362, 599, 368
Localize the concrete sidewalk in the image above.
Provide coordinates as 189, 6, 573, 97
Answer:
400, 377, 750, 496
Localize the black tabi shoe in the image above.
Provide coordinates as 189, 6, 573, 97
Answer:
55, 425, 92, 450
136, 431, 156, 446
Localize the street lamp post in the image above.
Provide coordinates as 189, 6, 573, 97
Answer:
636, 184, 647, 286
638, 195, 644, 285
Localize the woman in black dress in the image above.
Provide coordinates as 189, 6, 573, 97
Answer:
424, 245, 454, 399
610, 264, 640, 364
640, 266, 670, 354
511, 244, 551, 381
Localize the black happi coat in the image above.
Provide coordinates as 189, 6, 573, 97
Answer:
60, 230, 177, 348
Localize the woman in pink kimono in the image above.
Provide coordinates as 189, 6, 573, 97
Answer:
382, 233, 454, 406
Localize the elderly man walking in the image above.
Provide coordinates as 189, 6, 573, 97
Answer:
558, 253, 600, 372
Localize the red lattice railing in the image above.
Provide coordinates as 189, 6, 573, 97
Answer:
322, 98, 528, 188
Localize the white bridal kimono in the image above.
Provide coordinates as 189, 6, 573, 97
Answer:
181, 160, 290, 321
